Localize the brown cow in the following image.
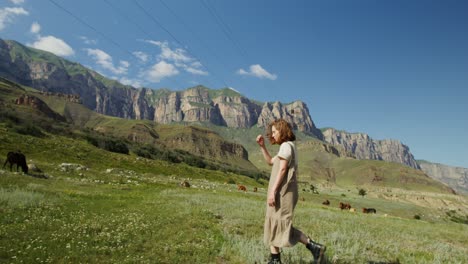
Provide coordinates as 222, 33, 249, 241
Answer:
180, 180, 190, 188
322, 199, 330, 206
339, 202, 351, 210
362, 208, 377, 214
253, 187, 258, 192
237, 184, 247, 192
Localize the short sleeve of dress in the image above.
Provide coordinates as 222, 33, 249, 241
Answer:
277, 142, 292, 163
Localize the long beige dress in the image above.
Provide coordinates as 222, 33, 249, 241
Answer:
264, 142, 301, 247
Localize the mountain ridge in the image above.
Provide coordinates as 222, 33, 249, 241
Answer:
0, 38, 323, 138
1, 38, 466, 193
322, 127, 467, 194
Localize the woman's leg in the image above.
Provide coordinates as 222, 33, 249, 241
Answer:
269, 246, 281, 263
296, 230, 326, 262
298, 231, 309, 245
270, 245, 280, 254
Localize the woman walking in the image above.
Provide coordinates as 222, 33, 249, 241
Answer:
256, 119, 326, 264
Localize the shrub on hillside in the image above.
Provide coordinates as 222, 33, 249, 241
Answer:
13, 123, 45, 137
86, 134, 129, 155
359, 188, 367, 197
446, 210, 468, 225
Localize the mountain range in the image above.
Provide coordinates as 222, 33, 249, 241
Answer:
1, 38, 466, 194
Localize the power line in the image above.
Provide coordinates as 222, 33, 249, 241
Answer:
200, 0, 280, 93
102, 0, 185, 89
200, 0, 249, 61
103, 0, 152, 40
132, 0, 229, 89
158, 0, 233, 88
47, 0, 133, 58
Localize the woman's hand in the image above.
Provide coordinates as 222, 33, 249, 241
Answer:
267, 191, 276, 207
256, 134, 265, 147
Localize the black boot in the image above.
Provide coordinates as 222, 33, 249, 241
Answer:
306, 237, 326, 264
267, 253, 282, 264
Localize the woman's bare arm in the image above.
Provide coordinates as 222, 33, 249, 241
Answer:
256, 135, 273, 165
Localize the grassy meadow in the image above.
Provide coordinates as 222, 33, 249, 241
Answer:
1, 126, 468, 264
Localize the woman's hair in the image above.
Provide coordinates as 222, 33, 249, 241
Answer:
267, 119, 296, 144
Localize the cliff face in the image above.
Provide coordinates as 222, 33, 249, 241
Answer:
212, 94, 261, 128
322, 128, 420, 169
257, 101, 323, 139
150, 87, 225, 125
418, 162, 468, 194
0, 39, 323, 138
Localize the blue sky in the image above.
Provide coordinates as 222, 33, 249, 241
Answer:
1, 0, 467, 168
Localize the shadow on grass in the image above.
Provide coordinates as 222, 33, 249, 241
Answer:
367, 259, 400, 264
27, 173, 48, 179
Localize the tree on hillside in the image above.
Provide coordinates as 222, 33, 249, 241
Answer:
359, 188, 367, 197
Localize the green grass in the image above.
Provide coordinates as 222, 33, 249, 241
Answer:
1, 76, 467, 263
1, 127, 468, 263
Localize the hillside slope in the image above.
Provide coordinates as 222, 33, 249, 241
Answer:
0, 77, 261, 177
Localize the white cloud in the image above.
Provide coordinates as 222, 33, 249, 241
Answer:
30, 21, 40, 34
120, 60, 130, 68
237, 64, 277, 80
185, 66, 209, 76
29, 35, 75, 57
133, 51, 149, 63
119, 77, 143, 88
145, 60, 179, 83
86, 48, 129, 75
0, 7, 28, 31
9, 0, 25, 5
79, 36, 97, 45
146, 40, 208, 75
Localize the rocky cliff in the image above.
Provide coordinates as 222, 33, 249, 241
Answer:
418, 161, 468, 194
14, 94, 66, 122
0, 39, 322, 138
257, 101, 323, 139
322, 128, 420, 169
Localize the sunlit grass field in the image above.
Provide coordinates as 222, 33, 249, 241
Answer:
1, 129, 468, 263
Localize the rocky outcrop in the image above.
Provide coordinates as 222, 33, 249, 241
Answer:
15, 94, 65, 121
39, 91, 81, 104
164, 126, 248, 160
418, 161, 468, 194
322, 128, 420, 169
151, 86, 224, 125
212, 94, 261, 128
257, 101, 323, 139
0, 39, 322, 137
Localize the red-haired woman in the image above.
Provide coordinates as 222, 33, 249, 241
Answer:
256, 119, 326, 264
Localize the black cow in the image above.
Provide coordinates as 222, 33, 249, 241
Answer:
3, 152, 28, 174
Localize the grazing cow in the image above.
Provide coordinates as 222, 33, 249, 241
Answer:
362, 208, 377, 214
3, 151, 28, 174
253, 187, 258, 192
237, 184, 247, 192
339, 202, 351, 210
322, 199, 330, 206
180, 180, 190, 188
